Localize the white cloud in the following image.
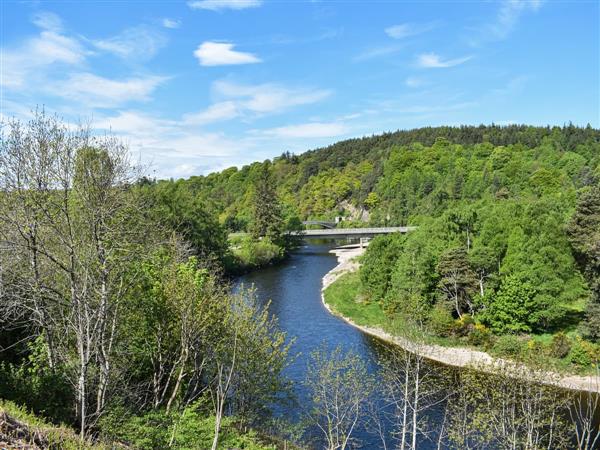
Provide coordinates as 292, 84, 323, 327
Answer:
417, 52, 472, 68
93, 26, 167, 61
32, 11, 64, 32
1, 29, 86, 88
184, 101, 239, 124
94, 110, 258, 178
49, 73, 168, 108
261, 122, 348, 139
490, 0, 543, 40
194, 41, 261, 66
187, 0, 262, 11
385, 22, 436, 39
95, 110, 176, 136
183, 81, 331, 125
162, 18, 181, 29
213, 80, 331, 114
469, 0, 544, 45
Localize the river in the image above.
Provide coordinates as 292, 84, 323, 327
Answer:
235, 239, 445, 449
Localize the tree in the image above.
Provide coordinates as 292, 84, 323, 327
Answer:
360, 233, 404, 303
250, 163, 283, 244
468, 245, 497, 298
436, 247, 477, 318
447, 365, 570, 449
482, 275, 538, 334
303, 346, 374, 450
568, 185, 600, 340
0, 112, 144, 436
374, 342, 448, 450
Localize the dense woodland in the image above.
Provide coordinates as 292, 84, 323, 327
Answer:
1, 113, 599, 449
157, 121, 600, 367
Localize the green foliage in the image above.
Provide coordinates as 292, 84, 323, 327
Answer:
491, 334, 525, 358
360, 233, 404, 302
0, 400, 106, 449
231, 236, 285, 272
250, 163, 284, 244
550, 332, 572, 359
568, 337, 595, 367
427, 303, 455, 337
137, 179, 229, 261
568, 184, 600, 340
0, 336, 73, 424
481, 275, 538, 334
98, 404, 275, 450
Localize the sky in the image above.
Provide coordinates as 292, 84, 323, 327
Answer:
1, 0, 599, 179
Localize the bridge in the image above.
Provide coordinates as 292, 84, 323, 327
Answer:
302, 220, 337, 229
292, 226, 416, 239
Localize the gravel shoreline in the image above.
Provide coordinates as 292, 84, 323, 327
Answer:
321, 246, 600, 393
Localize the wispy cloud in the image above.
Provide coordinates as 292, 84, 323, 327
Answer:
194, 41, 261, 66
184, 101, 239, 124
31, 11, 64, 32
212, 80, 331, 114
385, 22, 437, 39
1, 14, 87, 88
417, 52, 472, 68
354, 44, 404, 62
48, 73, 169, 108
94, 110, 260, 178
184, 80, 331, 124
471, 0, 544, 45
93, 25, 167, 61
162, 18, 181, 29
259, 121, 349, 139
187, 0, 262, 11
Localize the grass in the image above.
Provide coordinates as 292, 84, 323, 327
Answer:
0, 399, 109, 449
324, 272, 388, 328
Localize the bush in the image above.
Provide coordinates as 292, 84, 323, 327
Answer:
454, 314, 475, 337
468, 323, 494, 349
427, 304, 455, 337
0, 337, 73, 425
492, 335, 525, 358
550, 332, 571, 359
99, 403, 275, 450
568, 337, 598, 368
231, 236, 285, 271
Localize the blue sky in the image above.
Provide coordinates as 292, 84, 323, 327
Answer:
1, 0, 598, 178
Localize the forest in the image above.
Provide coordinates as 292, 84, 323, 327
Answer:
166, 121, 600, 370
1, 112, 599, 449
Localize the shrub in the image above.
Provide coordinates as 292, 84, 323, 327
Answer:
550, 332, 571, 359
492, 335, 524, 358
455, 314, 475, 337
427, 304, 455, 337
232, 236, 285, 270
468, 323, 494, 349
568, 337, 598, 368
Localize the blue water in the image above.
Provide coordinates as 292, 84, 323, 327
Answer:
235, 240, 444, 449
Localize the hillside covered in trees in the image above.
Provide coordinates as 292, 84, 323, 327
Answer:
153, 122, 600, 367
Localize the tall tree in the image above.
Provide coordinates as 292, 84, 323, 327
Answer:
250, 163, 283, 243
436, 247, 477, 318
568, 185, 600, 340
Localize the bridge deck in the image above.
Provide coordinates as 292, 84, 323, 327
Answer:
292, 226, 415, 238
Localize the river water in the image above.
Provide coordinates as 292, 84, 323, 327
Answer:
235, 239, 598, 449
236, 239, 445, 449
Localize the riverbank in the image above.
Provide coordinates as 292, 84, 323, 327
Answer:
321, 246, 600, 393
